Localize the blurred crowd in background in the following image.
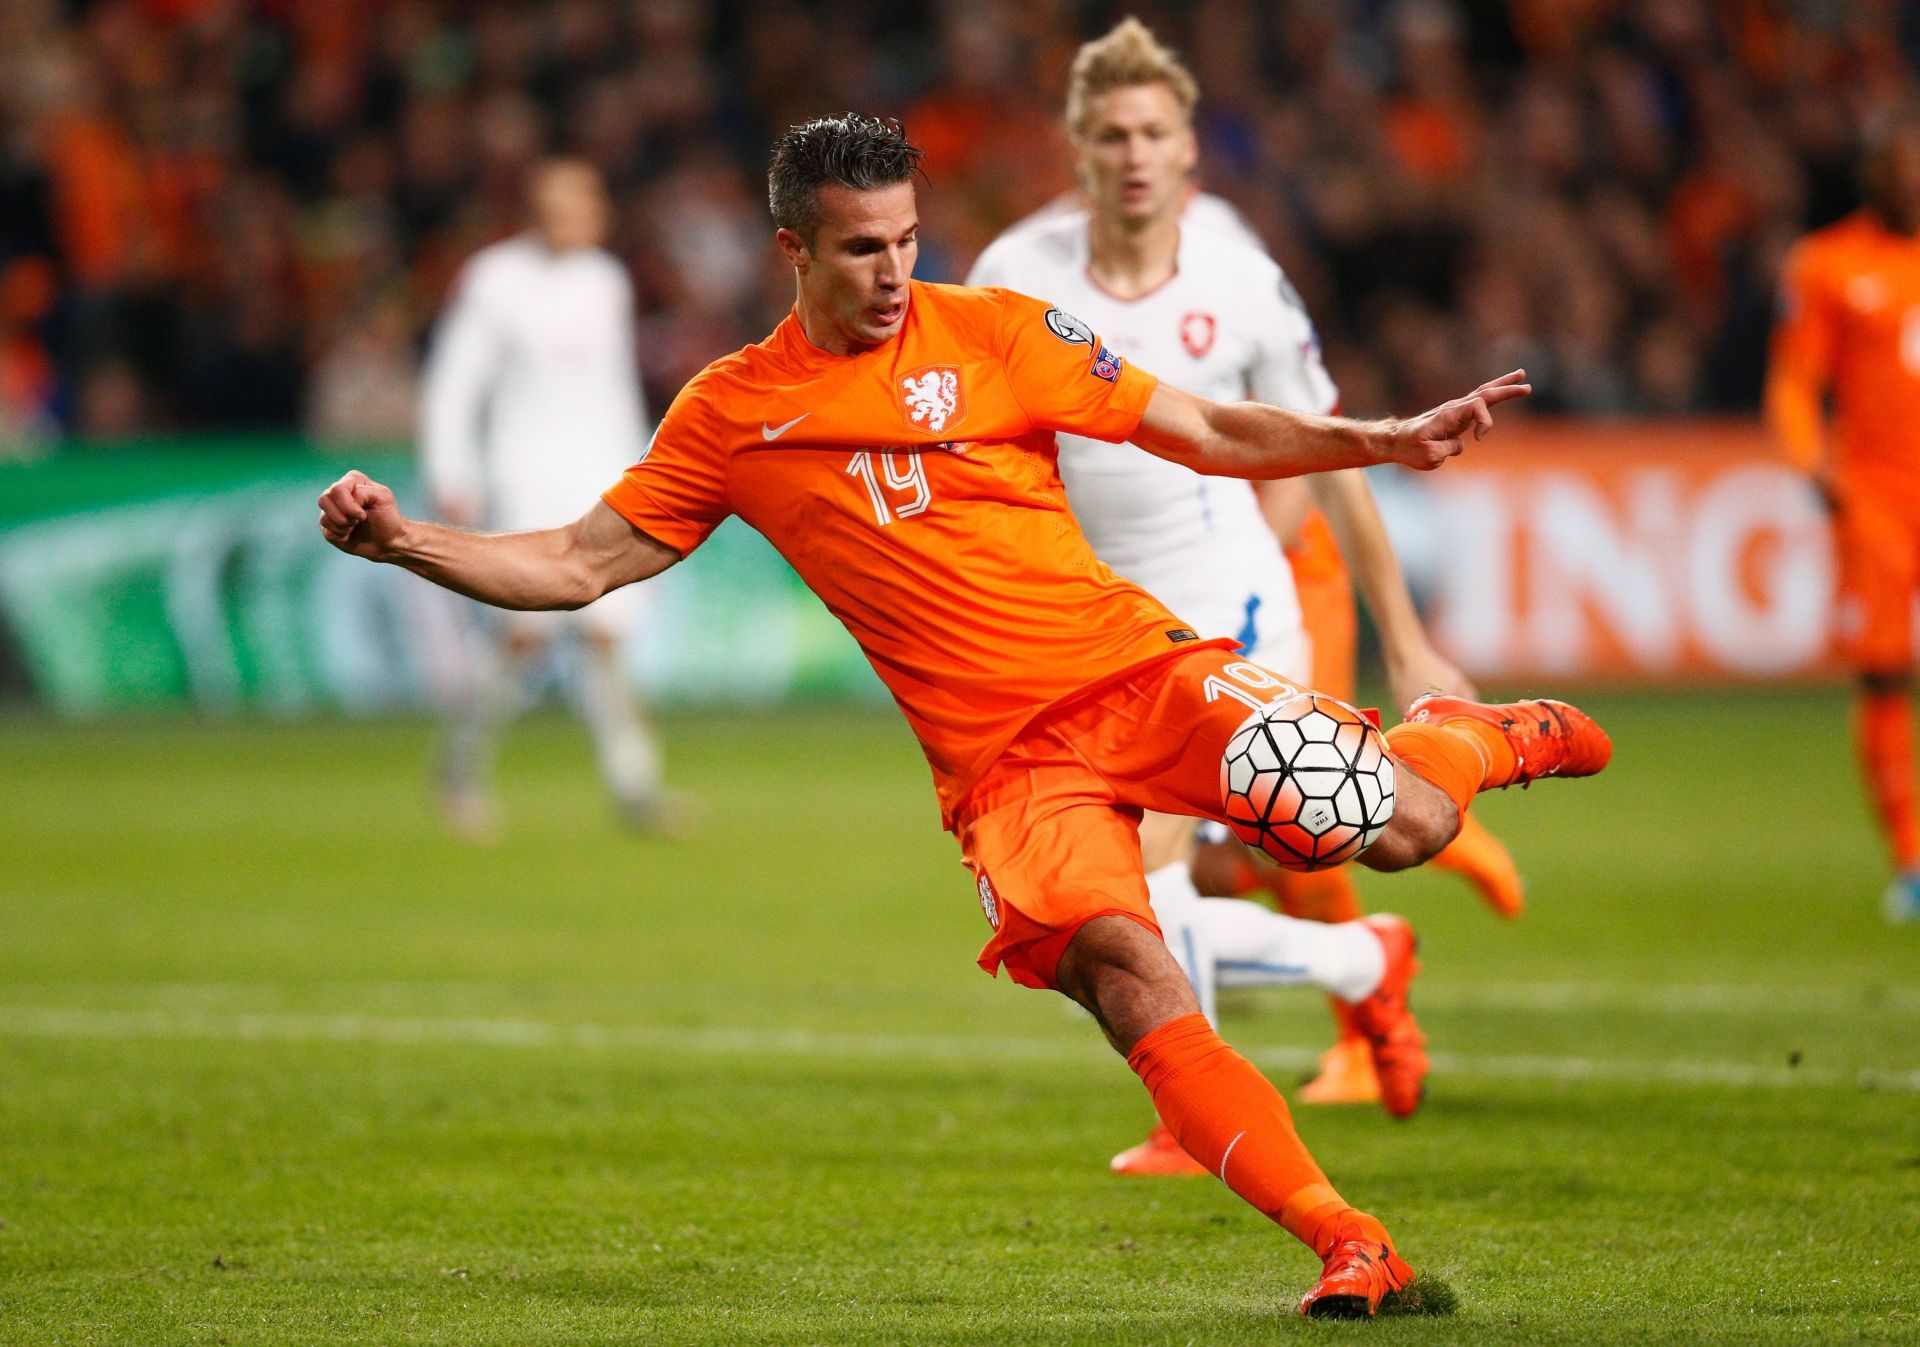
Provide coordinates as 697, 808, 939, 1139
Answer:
1, 0, 1917, 454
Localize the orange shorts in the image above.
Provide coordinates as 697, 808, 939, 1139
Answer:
955, 645, 1317, 991
1834, 491, 1920, 674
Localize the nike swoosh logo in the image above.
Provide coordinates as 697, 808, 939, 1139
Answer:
761, 414, 809, 441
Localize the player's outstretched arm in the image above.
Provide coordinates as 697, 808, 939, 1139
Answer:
1307, 468, 1476, 710
1133, 371, 1531, 478
316, 470, 678, 609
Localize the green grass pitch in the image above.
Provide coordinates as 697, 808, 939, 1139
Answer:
2, 689, 1917, 1345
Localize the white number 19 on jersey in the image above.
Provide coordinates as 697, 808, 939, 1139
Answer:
847, 451, 932, 526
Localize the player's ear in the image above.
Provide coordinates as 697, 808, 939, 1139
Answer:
775, 227, 810, 271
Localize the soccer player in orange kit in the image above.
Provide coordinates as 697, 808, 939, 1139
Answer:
1768, 112, 1920, 923
317, 115, 1611, 1317
1207, 495, 1529, 1109
972, 21, 1527, 1130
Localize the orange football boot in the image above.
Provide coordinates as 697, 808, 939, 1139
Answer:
1345, 915, 1428, 1119
1109, 1122, 1207, 1176
1407, 693, 1613, 788
1298, 1236, 1417, 1318
1429, 809, 1526, 918
1296, 1000, 1382, 1105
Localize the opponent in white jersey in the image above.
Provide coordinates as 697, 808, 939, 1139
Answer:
969, 209, 1325, 679
421, 159, 678, 835
971, 20, 1486, 1172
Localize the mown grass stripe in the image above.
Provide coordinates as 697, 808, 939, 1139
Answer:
2, 1003, 1913, 1094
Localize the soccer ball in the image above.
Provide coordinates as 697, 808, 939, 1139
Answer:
1219, 693, 1396, 871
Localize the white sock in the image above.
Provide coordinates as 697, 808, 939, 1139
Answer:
1145, 861, 1219, 1026
1204, 899, 1386, 1003
576, 641, 663, 807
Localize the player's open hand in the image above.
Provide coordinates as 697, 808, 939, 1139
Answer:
1386, 642, 1478, 716
1383, 370, 1531, 470
317, 470, 409, 562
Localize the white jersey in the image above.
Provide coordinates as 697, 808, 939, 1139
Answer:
967, 203, 1338, 674
421, 235, 651, 533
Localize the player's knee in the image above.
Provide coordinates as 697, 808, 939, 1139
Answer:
1190, 835, 1253, 896
1361, 774, 1458, 872
1054, 914, 1198, 1051
1860, 668, 1912, 696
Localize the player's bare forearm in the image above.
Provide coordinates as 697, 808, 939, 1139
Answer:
1253, 477, 1312, 546
1200, 401, 1391, 477
1134, 370, 1530, 478
1309, 469, 1422, 647
389, 519, 607, 610
316, 472, 676, 609
1309, 469, 1476, 706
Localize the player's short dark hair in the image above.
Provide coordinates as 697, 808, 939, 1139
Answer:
767, 113, 925, 246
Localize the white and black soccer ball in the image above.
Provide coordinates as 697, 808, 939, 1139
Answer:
1219, 693, 1396, 871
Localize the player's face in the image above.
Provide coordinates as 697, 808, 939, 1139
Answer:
780, 181, 920, 351
533, 164, 612, 251
1076, 83, 1198, 228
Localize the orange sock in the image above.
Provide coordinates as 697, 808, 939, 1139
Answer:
1384, 720, 1510, 816
1272, 866, 1365, 924
1858, 690, 1920, 868
1127, 1013, 1387, 1255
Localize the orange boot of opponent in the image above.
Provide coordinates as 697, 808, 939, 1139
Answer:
1109, 1122, 1207, 1177
1296, 1001, 1381, 1106
1268, 866, 1380, 1105
1428, 809, 1526, 919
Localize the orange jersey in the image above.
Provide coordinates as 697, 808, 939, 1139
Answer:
603, 281, 1230, 816
1769, 211, 1920, 501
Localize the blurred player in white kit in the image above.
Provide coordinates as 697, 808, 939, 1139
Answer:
969, 19, 1519, 1169
421, 158, 679, 836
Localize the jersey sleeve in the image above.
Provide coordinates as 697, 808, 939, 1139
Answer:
993, 288, 1158, 442
600, 377, 733, 556
1765, 240, 1840, 473
1246, 263, 1340, 415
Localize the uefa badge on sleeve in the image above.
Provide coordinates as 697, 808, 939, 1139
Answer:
1089, 343, 1122, 383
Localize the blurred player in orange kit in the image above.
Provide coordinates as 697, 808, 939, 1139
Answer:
970, 20, 1525, 1134
317, 114, 1611, 1317
1768, 111, 1920, 923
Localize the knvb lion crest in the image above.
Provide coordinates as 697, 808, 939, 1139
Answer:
900, 365, 964, 435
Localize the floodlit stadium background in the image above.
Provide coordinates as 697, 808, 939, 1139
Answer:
5, 6, 1920, 1343
4, 0, 1914, 707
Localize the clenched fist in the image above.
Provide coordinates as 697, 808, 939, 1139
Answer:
317, 470, 410, 562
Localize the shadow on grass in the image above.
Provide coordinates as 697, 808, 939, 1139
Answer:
1378, 1274, 1459, 1317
